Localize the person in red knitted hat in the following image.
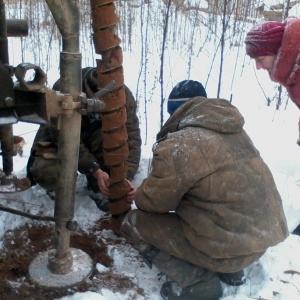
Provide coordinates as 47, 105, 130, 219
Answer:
245, 21, 285, 59
245, 16, 300, 143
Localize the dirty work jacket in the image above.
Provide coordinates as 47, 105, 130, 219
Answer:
135, 97, 288, 264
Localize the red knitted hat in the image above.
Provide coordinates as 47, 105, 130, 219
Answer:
245, 21, 285, 58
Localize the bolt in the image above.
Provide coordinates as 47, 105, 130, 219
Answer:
66, 220, 78, 231
4, 97, 15, 107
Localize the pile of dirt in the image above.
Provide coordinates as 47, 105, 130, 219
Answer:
0, 215, 145, 300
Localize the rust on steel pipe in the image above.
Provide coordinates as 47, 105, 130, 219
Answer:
0, 5, 29, 176
45, 0, 81, 274
90, 0, 131, 233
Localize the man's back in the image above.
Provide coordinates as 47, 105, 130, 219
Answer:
135, 97, 288, 272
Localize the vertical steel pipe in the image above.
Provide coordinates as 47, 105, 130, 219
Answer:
0, 0, 8, 63
45, 0, 81, 274
0, 0, 13, 176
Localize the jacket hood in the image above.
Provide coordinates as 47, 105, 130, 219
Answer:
157, 97, 244, 140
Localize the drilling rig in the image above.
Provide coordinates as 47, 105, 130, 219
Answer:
0, 0, 130, 288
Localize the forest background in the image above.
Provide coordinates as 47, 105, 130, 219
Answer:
1, 0, 300, 299
7, 0, 298, 141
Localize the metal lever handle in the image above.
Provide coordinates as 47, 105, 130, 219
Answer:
94, 80, 116, 99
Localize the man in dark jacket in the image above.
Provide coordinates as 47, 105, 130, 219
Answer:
121, 81, 289, 299
26, 67, 142, 211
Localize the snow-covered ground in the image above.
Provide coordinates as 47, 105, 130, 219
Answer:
1, 1, 300, 299
1, 72, 300, 299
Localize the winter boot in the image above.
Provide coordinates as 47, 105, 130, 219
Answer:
218, 269, 246, 286
141, 245, 160, 269
89, 193, 109, 212
46, 190, 56, 200
160, 270, 223, 300
85, 177, 109, 212
292, 223, 300, 236
148, 248, 210, 287
141, 247, 223, 299
110, 210, 131, 236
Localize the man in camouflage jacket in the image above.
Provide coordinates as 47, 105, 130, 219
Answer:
27, 67, 142, 211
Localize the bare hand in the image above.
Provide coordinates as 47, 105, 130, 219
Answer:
93, 169, 110, 198
125, 179, 136, 203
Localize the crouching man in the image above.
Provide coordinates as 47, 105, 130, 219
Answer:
121, 81, 289, 299
26, 67, 141, 212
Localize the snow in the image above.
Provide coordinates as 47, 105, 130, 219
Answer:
1, 71, 300, 299
1, 2, 300, 300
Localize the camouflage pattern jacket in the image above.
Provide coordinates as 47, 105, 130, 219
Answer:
78, 81, 142, 180
29, 67, 141, 181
